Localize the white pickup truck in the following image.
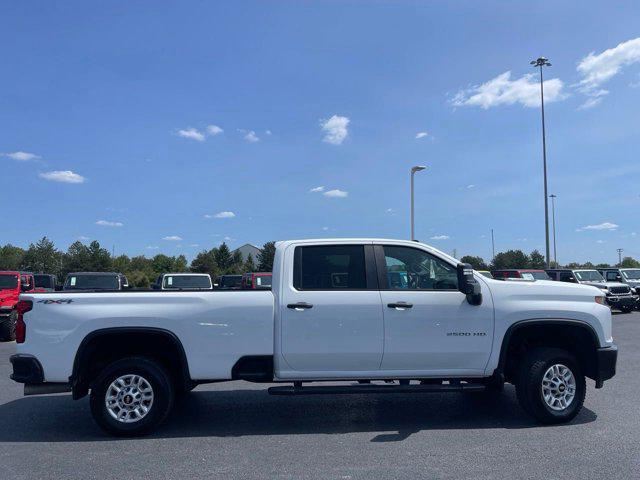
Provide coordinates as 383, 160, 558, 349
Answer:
10, 239, 617, 436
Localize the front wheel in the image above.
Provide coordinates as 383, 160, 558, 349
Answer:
516, 347, 586, 424
90, 357, 174, 436
620, 306, 633, 313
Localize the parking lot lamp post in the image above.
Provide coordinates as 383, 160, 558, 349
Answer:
549, 194, 557, 266
531, 56, 552, 268
410, 165, 427, 241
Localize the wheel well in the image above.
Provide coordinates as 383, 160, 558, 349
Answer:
500, 322, 599, 384
71, 328, 191, 399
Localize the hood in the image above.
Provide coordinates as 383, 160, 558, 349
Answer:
482, 277, 604, 298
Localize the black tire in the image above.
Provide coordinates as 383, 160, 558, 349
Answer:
515, 347, 586, 424
0, 311, 16, 342
620, 306, 633, 314
90, 357, 174, 437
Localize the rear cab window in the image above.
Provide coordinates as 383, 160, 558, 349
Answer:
293, 245, 368, 290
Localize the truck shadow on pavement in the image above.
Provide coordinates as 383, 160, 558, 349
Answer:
0, 383, 597, 443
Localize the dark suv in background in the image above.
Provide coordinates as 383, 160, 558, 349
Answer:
546, 268, 637, 313
599, 268, 640, 309
63, 272, 129, 291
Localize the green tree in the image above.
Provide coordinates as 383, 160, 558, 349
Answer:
21, 237, 62, 273
112, 254, 132, 274
191, 250, 218, 277
620, 256, 640, 268
460, 255, 488, 270
491, 250, 529, 270
527, 250, 546, 269
244, 254, 256, 273
62, 241, 90, 275
257, 241, 276, 272
174, 255, 189, 272
151, 254, 175, 274
215, 243, 233, 272
0, 244, 26, 270
86, 241, 112, 271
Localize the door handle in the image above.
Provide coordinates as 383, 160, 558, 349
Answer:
387, 302, 413, 309
287, 302, 313, 310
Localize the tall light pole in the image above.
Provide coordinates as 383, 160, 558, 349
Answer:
549, 194, 557, 266
531, 56, 552, 268
410, 165, 427, 240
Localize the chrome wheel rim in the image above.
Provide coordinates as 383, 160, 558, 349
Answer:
541, 364, 576, 411
105, 374, 154, 423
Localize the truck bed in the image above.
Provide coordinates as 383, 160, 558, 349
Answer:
19, 290, 275, 382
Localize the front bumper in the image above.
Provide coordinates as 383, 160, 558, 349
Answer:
606, 295, 637, 309
0, 307, 13, 319
9, 354, 44, 384
594, 344, 618, 388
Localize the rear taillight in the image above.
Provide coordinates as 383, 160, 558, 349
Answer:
15, 300, 32, 344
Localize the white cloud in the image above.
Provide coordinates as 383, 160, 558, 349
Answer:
596, 240, 606, 244
430, 235, 450, 240
206, 125, 223, 136
415, 132, 429, 139
322, 227, 329, 231
78, 236, 90, 241
452, 71, 565, 109
466, 184, 475, 189
244, 130, 259, 142
205, 211, 236, 219
265, 130, 272, 136
95, 220, 123, 227
188, 243, 199, 247
177, 128, 205, 141
323, 189, 348, 198
578, 97, 604, 110
320, 115, 350, 145
576, 37, 640, 104
146, 246, 159, 250
39, 170, 86, 184
162, 235, 183, 241
309, 186, 325, 193
3, 151, 40, 161
579, 222, 619, 231
386, 208, 396, 215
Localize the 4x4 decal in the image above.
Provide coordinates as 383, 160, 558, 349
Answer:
37, 299, 74, 304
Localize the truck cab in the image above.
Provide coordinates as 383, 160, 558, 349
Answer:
33, 274, 58, 292
0, 271, 35, 341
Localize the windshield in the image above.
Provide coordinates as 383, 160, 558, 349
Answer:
0, 275, 18, 290
34, 275, 54, 288
163, 275, 211, 289
622, 269, 640, 280
574, 270, 605, 282
65, 274, 119, 290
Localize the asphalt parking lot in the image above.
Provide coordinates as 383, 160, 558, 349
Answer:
0, 314, 638, 480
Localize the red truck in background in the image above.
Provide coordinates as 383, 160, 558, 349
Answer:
241, 272, 272, 289
0, 271, 36, 341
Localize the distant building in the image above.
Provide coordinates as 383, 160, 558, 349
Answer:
232, 243, 261, 263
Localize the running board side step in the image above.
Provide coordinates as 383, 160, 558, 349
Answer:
268, 383, 485, 396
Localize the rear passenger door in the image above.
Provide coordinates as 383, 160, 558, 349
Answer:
279, 243, 383, 376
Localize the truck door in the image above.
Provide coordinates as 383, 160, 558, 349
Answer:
376, 244, 494, 376
278, 243, 383, 375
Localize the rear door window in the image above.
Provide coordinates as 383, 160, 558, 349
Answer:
293, 245, 367, 290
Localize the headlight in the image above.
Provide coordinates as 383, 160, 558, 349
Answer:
595, 296, 607, 305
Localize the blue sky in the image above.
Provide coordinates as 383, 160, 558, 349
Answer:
2, 1, 640, 264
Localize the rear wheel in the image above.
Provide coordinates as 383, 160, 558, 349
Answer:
90, 357, 174, 436
516, 347, 585, 424
0, 311, 16, 342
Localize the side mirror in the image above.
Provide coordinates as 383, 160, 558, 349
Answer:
457, 263, 482, 306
